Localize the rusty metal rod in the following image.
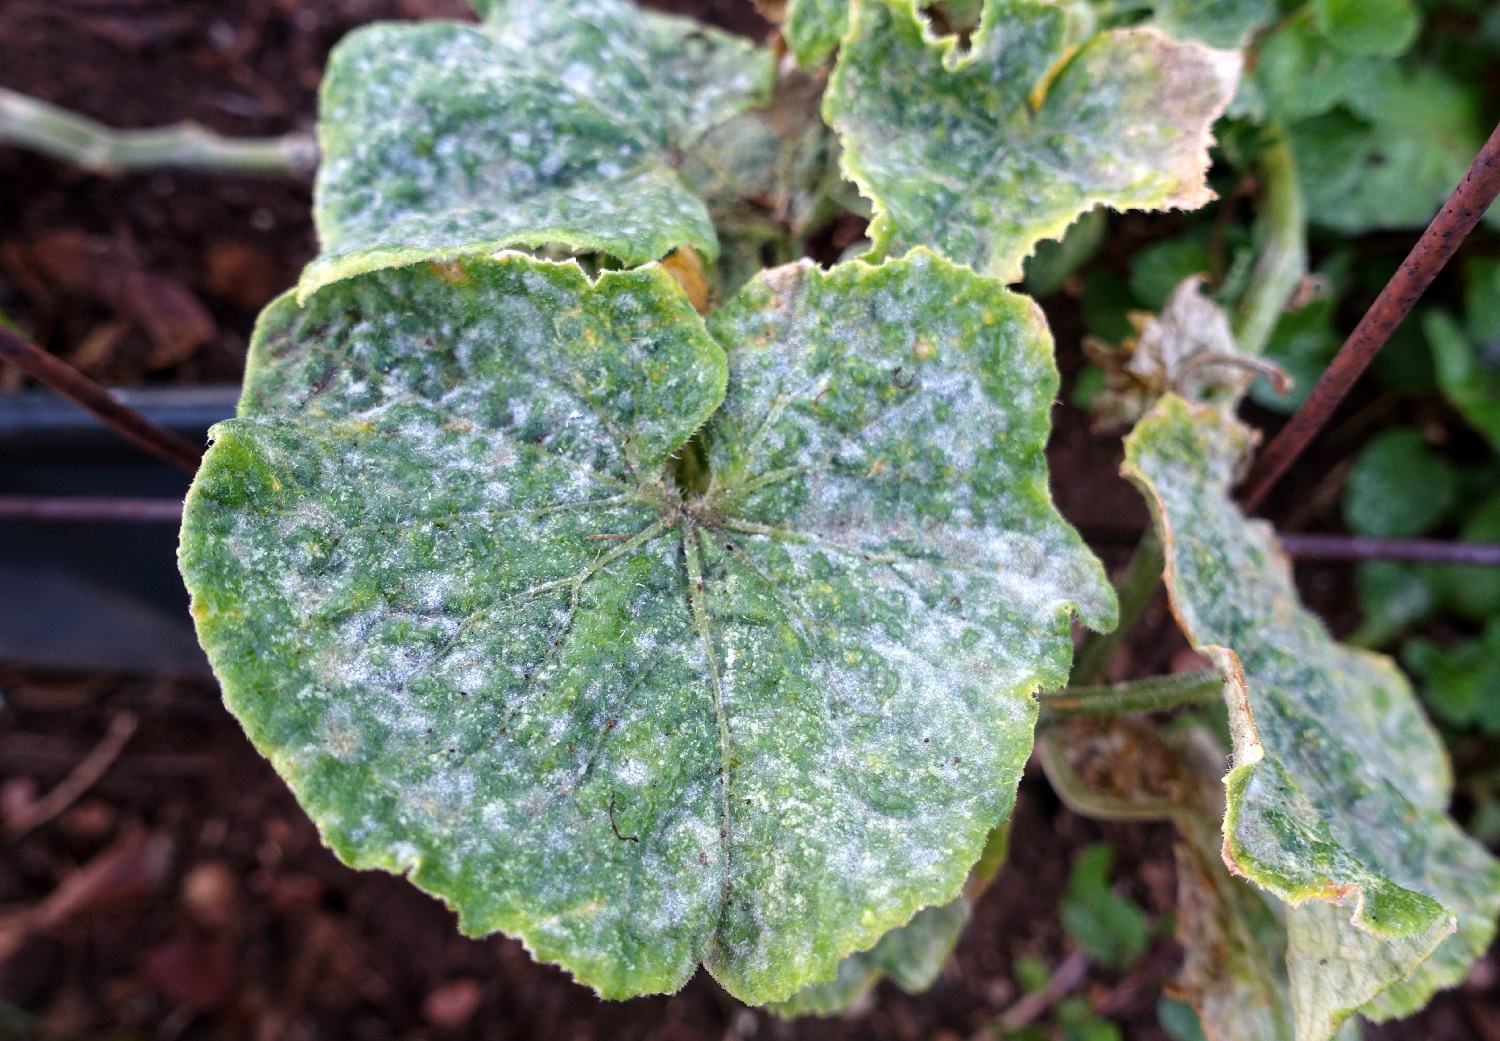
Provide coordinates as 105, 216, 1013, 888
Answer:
1239, 120, 1500, 512
1277, 533, 1500, 567
0, 496, 186, 523
0, 327, 203, 472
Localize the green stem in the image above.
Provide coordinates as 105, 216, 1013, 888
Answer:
1070, 529, 1164, 686
0, 88, 316, 176
1035, 729, 1184, 822
1039, 668, 1223, 720
1232, 125, 1307, 359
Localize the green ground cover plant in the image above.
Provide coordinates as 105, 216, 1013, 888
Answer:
160, 0, 1500, 1037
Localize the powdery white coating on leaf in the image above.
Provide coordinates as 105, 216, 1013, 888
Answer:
826, 0, 1240, 282
302, 5, 773, 300
767, 898, 970, 1016
480, 0, 774, 151
784, 0, 852, 67
1124, 396, 1500, 1041
180, 250, 1112, 1004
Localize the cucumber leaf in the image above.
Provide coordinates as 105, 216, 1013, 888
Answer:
1310, 0, 1420, 58
769, 895, 969, 1015
1152, 0, 1275, 48
785, 0, 852, 66
1430, 309, 1500, 454
1061, 843, 1149, 971
1124, 396, 1500, 1041
1342, 427, 1458, 539
302, 2, 773, 300
825, 0, 1239, 282
180, 249, 1112, 1004
476, 0, 773, 150
1290, 64, 1490, 235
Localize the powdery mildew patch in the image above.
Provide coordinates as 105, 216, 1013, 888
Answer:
180, 250, 1112, 1004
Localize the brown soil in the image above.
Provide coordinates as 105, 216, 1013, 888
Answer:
0, 2, 1496, 1039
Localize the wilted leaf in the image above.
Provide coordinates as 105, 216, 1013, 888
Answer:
1172, 823, 1296, 1041
302, 1, 774, 299
1085, 277, 1275, 428
179, 249, 1112, 1003
1038, 716, 1295, 1041
825, 0, 1239, 281
1124, 396, 1500, 1041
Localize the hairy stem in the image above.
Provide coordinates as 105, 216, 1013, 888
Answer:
0, 88, 317, 176
1070, 528, 1164, 686
1039, 669, 1223, 720
1232, 126, 1307, 359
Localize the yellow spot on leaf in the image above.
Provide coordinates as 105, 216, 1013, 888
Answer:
661, 245, 711, 316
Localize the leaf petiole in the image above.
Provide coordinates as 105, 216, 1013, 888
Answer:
1039, 669, 1223, 720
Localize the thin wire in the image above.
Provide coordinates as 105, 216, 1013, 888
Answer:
0, 328, 204, 472
1239, 120, 1500, 511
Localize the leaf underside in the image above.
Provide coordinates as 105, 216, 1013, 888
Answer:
302, 0, 774, 300
825, 0, 1240, 282
1124, 396, 1500, 1041
180, 249, 1111, 1004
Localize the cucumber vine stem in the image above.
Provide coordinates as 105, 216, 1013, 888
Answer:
1039, 669, 1223, 720
0, 87, 317, 177
1232, 125, 1306, 360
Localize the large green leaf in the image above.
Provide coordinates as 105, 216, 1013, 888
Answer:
180, 249, 1112, 1004
1124, 396, 1500, 1041
825, 0, 1239, 282
302, 2, 773, 299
